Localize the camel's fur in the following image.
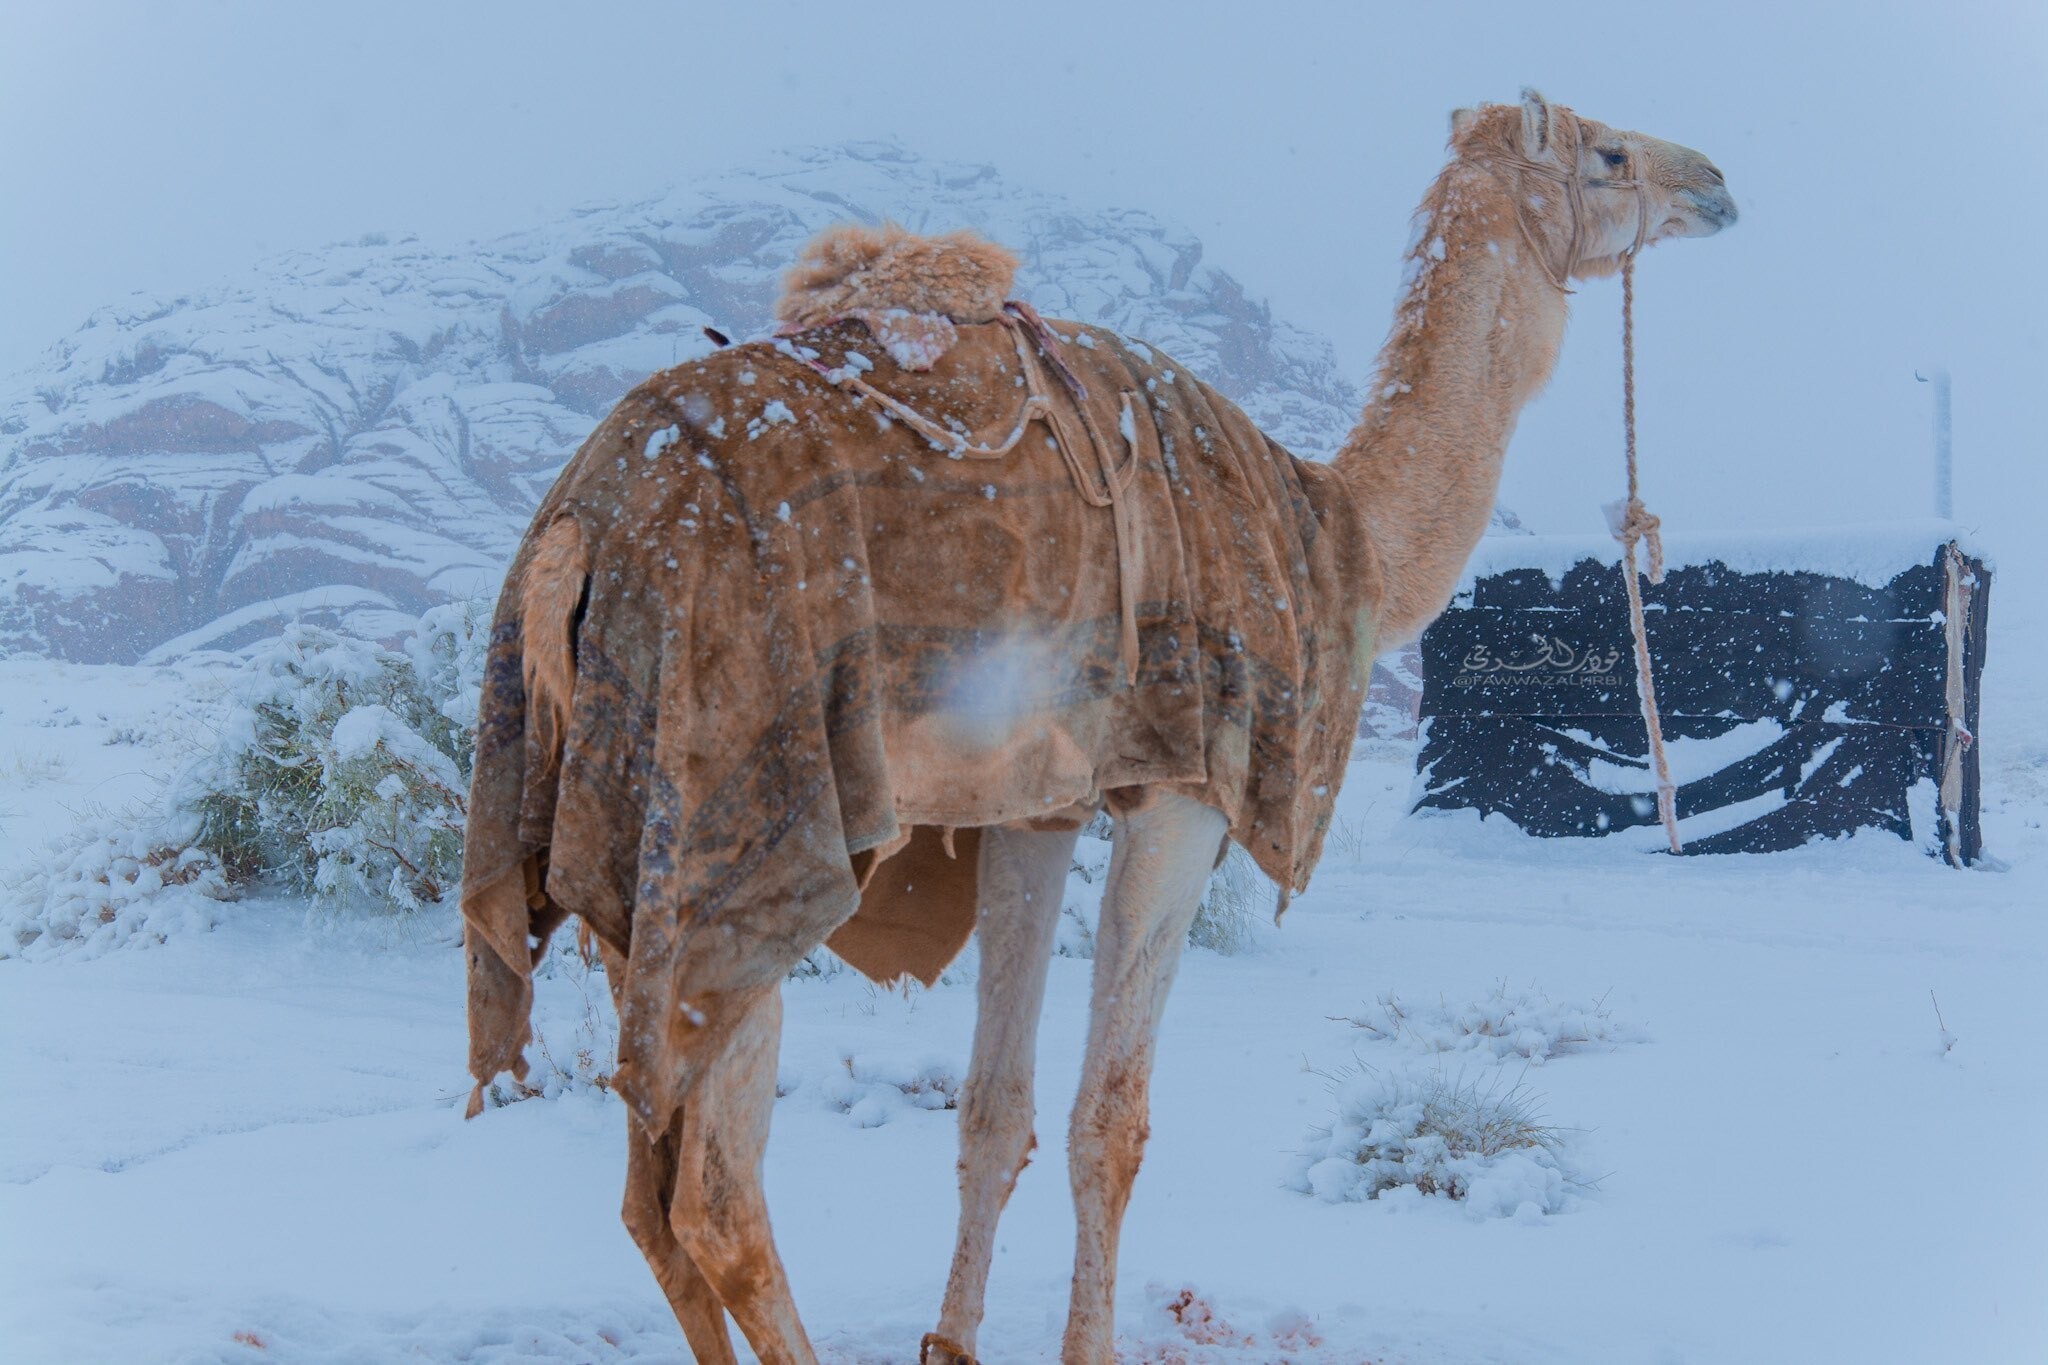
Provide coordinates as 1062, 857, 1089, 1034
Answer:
775, 222, 1019, 327
464, 93, 1733, 1363
1344, 91, 1733, 647
519, 516, 586, 774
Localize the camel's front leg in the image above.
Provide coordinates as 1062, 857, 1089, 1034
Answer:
925, 823, 1081, 1365
1062, 792, 1227, 1362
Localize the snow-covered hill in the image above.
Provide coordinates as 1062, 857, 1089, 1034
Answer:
0, 142, 1374, 664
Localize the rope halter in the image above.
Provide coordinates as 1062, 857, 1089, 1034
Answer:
1473, 112, 1652, 294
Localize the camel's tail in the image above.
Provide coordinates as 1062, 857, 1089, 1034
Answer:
521, 517, 587, 774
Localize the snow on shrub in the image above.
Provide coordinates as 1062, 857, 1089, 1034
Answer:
808, 1051, 962, 1127
1336, 981, 1643, 1063
181, 605, 486, 912
787, 944, 851, 979
1187, 842, 1269, 955
1059, 815, 1268, 959
401, 599, 490, 734
477, 936, 620, 1109
1, 810, 230, 960
5, 603, 489, 957
1287, 1063, 1587, 1219
1057, 821, 1112, 958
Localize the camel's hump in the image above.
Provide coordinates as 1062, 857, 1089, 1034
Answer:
775, 223, 1019, 329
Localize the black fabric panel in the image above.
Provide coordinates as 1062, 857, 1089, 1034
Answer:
1414, 549, 1987, 861
1423, 604, 1947, 727
1415, 715, 1926, 846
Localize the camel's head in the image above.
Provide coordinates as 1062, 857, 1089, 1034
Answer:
1450, 90, 1736, 279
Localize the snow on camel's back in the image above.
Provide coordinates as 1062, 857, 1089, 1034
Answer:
458, 90, 1736, 1363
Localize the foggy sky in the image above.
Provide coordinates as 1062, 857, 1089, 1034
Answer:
4, 0, 2044, 564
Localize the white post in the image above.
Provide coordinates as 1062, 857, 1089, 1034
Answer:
1918, 369, 1952, 520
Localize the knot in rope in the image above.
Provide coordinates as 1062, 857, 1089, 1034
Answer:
1607, 496, 1666, 585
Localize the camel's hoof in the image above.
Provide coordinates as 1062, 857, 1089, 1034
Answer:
919, 1332, 977, 1365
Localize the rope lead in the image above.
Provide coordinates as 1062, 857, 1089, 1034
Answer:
1613, 253, 1683, 854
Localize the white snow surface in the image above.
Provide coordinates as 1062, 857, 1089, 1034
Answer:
3, 652, 2047, 1363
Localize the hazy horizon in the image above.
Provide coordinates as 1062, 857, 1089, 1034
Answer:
6, 0, 2043, 557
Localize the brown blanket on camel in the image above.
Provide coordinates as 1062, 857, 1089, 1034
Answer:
462, 227, 1374, 1135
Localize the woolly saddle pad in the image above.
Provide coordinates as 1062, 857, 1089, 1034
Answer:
461, 315, 1373, 1135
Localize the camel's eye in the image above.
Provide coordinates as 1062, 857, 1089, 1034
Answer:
1600, 150, 1628, 169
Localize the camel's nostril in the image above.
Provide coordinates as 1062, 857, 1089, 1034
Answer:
1683, 185, 1737, 229
1702, 162, 1726, 185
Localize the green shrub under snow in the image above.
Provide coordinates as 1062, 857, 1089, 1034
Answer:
181, 605, 486, 911
4, 606, 487, 959
1288, 1063, 1588, 1219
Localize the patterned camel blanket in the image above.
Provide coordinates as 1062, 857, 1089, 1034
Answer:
462, 231, 1375, 1134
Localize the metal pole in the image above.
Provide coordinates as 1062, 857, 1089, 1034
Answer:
1917, 369, 1952, 519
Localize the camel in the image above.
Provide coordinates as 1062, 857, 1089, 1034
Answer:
459, 90, 1734, 1363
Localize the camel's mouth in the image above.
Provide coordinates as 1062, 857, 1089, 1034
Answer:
1677, 186, 1739, 235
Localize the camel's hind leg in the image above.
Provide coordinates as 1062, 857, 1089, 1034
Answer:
598, 939, 739, 1362
1061, 791, 1227, 1362
621, 1125, 739, 1364
670, 981, 818, 1365
926, 823, 1082, 1364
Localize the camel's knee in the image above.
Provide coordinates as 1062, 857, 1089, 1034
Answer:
671, 1209, 777, 1307
1069, 1057, 1153, 1195
622, 1176, 681, 1263
622, 1191, 662, 1256
1069, 1120, 1150, 1201
663, 1150, 764, 1294
975, 1122, 1037, 1191
619, 1126, 682, 1259
959, 1070, 1035, 1159
959, 1103, 1037, 1196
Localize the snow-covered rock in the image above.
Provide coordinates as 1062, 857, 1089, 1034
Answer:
0, 142, 1371, 663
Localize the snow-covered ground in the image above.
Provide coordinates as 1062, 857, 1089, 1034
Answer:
3, 651, 2045, 1364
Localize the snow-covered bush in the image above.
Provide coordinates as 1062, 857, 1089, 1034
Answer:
787, 944, 851, 979
472, 936, 621, 1110
401, 599, 490, 735
1187, 842, 1269, 955
1338, 982, 1642, 1063
1058, 816, 1268, 959
1056, 820, 1113, 958
5, 605, 486, 955
813, 1051, 962, 1127
1288, 1063, 1586, 1218
181, 604, 486, 912
1, 810, 231, 960
527, 939, 620, 1099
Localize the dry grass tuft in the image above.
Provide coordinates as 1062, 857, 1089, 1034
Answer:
1290, 1061, 1590, 1215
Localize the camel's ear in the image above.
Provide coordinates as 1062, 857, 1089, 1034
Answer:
1449, 106, 1480, 140
1519, 87, 1552, 158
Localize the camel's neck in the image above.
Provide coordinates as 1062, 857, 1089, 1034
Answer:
1333, 161, 1571, 647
